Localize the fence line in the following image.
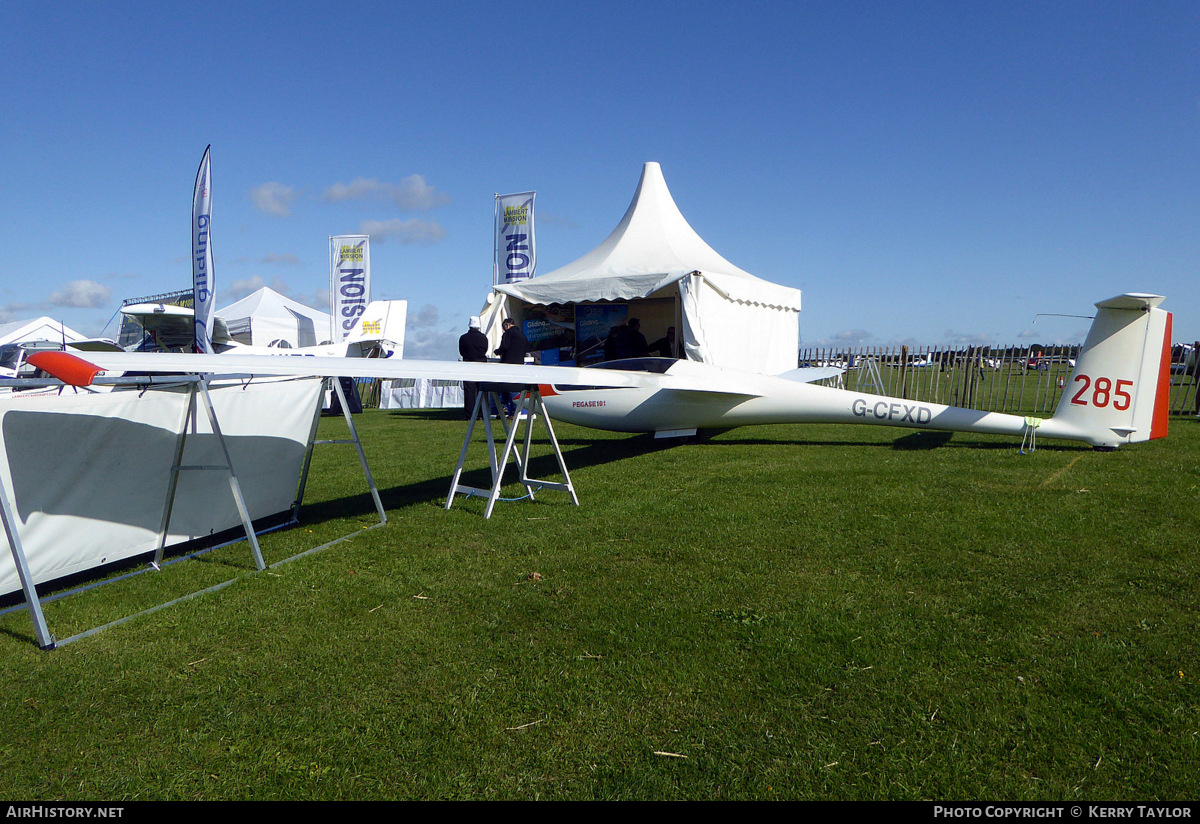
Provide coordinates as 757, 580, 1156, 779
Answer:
799, 344, 1199, 417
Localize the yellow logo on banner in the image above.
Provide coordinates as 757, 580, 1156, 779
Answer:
340, 245, 364, 261
504, 205, 528, 225
361, 320, 381, 335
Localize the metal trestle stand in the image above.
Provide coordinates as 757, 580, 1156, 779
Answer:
445, 386, 576, 519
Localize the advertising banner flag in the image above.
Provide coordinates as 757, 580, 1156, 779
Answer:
494, 192, 536, 284
329, 235, 371, 341
192, 145, 215, 353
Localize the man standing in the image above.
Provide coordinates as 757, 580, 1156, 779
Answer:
625, 318, 649, 358
650, 326, 677, 358
496, 317, 529, 416
458, 316, 488, 419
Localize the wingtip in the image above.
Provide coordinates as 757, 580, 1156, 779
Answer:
25, 351, 104, 387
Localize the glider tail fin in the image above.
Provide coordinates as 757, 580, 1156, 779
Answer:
1045, 294, 1172, 447
346, 300, 408, 356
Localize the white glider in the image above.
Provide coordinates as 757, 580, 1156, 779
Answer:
29, 293, 1172, 450
535, 293, 1173, 449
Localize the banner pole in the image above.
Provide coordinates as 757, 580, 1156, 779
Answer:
493, 194, 500, 287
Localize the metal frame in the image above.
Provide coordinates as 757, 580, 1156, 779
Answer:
1, 472, 53, 648
2, 373, 385, 650
292, 378, 386, 526
445, 386, 576, 519
153, 379, 266, 570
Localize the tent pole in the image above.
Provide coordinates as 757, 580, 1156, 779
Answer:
675, 293, 683, 359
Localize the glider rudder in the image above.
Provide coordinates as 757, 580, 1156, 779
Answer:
1045, 293, 1170, 447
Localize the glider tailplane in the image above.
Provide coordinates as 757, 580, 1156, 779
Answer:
1045, 294, 1172, 448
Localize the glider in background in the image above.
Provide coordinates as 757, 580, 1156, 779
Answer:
119, 299, 408, 359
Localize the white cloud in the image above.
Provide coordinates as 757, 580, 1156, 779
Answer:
262, 253, 300, 265
360, 218, 447, 244
391, 174, 451, 210
227, 276, 266, 300
249, 182, 300, 216
943, 329, 994, 346
48, 280, 111, 309
323, 175, 450, 211
811, 328, 875, 347
410, 303, 440, 329
323, 177, 382, 202
0, 302, 37, 323
399, 303, 460, 359
537, 211, 580, 230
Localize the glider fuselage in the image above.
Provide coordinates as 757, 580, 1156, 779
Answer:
538, 358, 1031, 438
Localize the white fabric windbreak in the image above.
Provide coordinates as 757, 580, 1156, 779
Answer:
0, 377, 323, 596
379, 378, 465, 409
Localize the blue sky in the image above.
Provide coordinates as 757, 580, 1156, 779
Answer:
2, 1, 1196, 358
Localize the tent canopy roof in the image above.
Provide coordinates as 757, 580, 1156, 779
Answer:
494, 162, 802, 311
217, 287, 332, 347
0, 317, 87, 346
217, 287, 330, 326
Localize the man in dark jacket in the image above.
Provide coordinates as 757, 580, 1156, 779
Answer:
458, 316, 489, 419
495, 318, 529, 416
650, 326, 678, 358
625, 318, 649, 357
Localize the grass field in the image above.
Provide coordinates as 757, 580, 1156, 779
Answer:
1, 409, 1197, 800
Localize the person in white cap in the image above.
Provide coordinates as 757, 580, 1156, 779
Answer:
459, 316, 489, 419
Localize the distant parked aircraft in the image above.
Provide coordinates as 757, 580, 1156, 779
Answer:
120, 299, 407, 359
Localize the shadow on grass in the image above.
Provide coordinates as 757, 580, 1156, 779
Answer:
296, 435, 647, 523
682, 430, 1087, 452
380, 409, 468, 422
296, 424, 1088, 525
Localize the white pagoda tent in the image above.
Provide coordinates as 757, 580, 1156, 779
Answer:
482, 162, 803, 374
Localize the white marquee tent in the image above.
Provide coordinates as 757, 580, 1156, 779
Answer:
218, 287, 333, 349
482, 162, 803, 374
0, 317, 87, 347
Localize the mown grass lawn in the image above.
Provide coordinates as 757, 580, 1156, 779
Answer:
1, 409, 1197, 800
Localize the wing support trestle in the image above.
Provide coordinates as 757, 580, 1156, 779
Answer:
446, 386, 577, 519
